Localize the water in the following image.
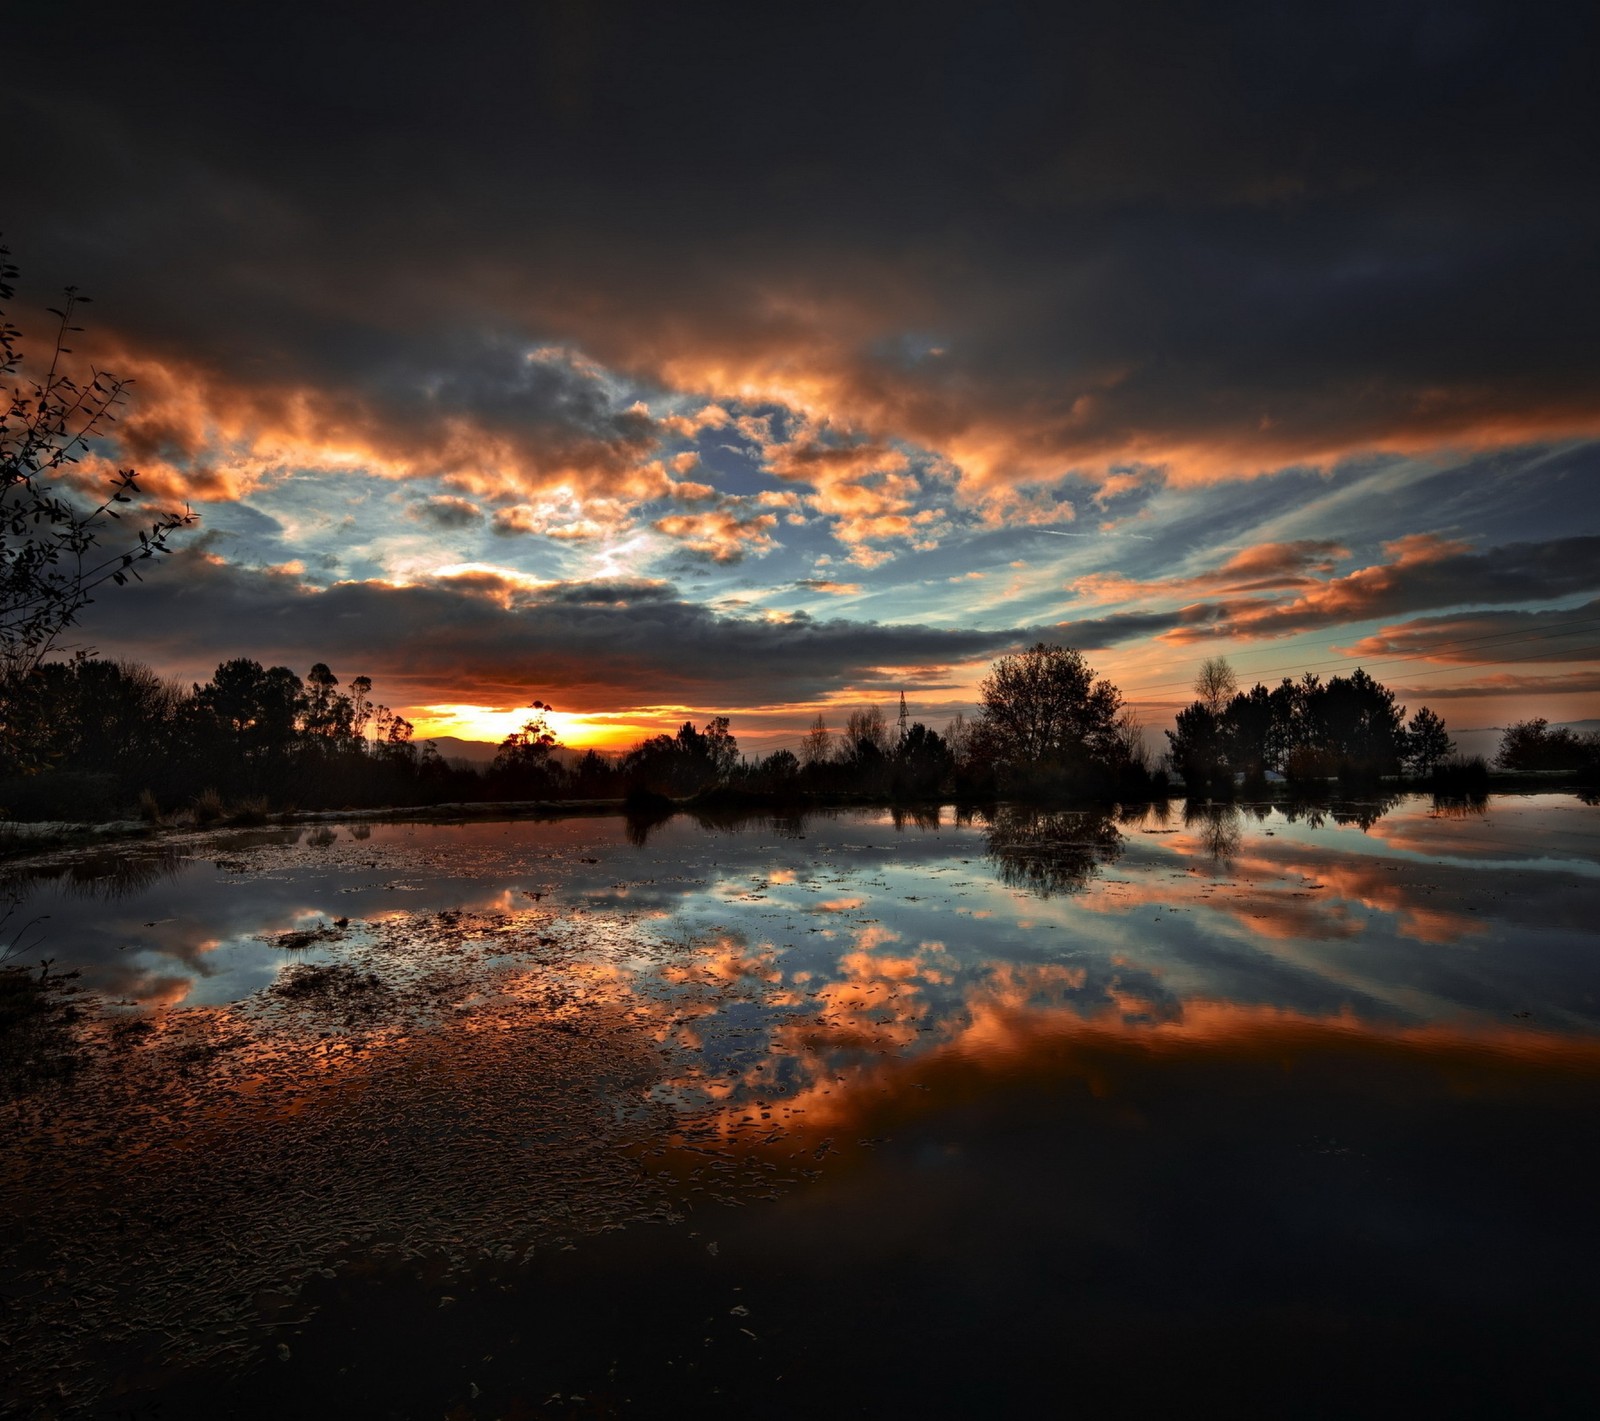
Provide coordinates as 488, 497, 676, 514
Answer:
3, 794, 1598, 1417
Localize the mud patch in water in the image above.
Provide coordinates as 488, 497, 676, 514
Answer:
0, 906, 756, 1417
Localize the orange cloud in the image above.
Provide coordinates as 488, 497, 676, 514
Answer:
77, 333, 667, 510
651, 508, 779, 562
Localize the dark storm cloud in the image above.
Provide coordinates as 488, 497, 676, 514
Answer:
73, 528, 1598, 711
1051, 610, 1194, 651
1158, 535, 1600, 644
1349, 599, 1600, 663
70, 550, 1029, 708
355, 337, 659, 488
1045, 535, 1600, 651
5, 0, 1598, 485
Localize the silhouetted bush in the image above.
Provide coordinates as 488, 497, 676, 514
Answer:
1430, 755, 1489, 794
1496, 719, 1600, 775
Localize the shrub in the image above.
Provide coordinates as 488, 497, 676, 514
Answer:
227, 796, 270, 826
1430, 755, 1489, 794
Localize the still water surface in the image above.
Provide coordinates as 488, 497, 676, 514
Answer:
5, 794, 1599, 1417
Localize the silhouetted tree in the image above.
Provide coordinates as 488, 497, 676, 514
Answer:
1217, 684, 1272, 782
1168, 665, 1417, 789
1194, 655, 1237, 714
622, 717, 737, 796
758, 747, 800, 785
1404, 706, 1454, 776
570, 747, 620, 797
703, 715, 738, 779
1165, 701, 1226, 792
490, 701, 564, 796
843, 705, 890, 761
800, 712, 832, 768
0, 244, 192, 685
892, 721, 952, 797
368, 704, 417, 768
979, 643, 1125, 789
193, 659, 305, 764
1304, 669, 1407, 781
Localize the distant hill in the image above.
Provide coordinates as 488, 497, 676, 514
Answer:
424, 735, 499, 766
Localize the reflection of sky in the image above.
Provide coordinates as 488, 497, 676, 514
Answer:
16, 796, 1597, 1051
8, 793, 1600, 1418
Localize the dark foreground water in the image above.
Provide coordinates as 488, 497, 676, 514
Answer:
3, 794, 1598, 1417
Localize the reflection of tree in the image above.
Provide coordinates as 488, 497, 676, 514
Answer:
1328, 796, 1404, 831
638, 805, 835, 846
1279, 793, 1403, 832
983, 806, 1121, 897
890, 805, 942, 832
1118, 799, 1171, 829
624, 805, 675, 846
688, 808, 816, 841
3, 846, 185, 901
1429, 793, 1488, 820
1184, 802, 1241, 864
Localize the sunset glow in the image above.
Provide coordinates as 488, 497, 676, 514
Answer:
412, 704, 673, 751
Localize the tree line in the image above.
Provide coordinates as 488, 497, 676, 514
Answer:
1165, 657, 1451, 791
0, 642, 1158, 819
0, 641, 1592, 824
1163, 654, 1598, 793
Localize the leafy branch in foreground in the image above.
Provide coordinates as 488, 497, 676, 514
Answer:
0, 240, 194, 685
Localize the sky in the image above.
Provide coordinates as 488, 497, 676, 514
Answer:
5, 0, 1599, 752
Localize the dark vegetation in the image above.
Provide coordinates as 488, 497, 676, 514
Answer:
0, 642, 1592, 828
1161, 655, 1527, 796
1, 242, 191, 734
0, 642, 1172, 822
1494, 718, 1600, 778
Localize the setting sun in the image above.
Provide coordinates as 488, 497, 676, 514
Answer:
411, 703, 664, 751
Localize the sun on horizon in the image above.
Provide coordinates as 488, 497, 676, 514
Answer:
411, 704, 677, 751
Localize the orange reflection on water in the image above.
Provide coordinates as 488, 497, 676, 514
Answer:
661, 940, 1600, 1163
